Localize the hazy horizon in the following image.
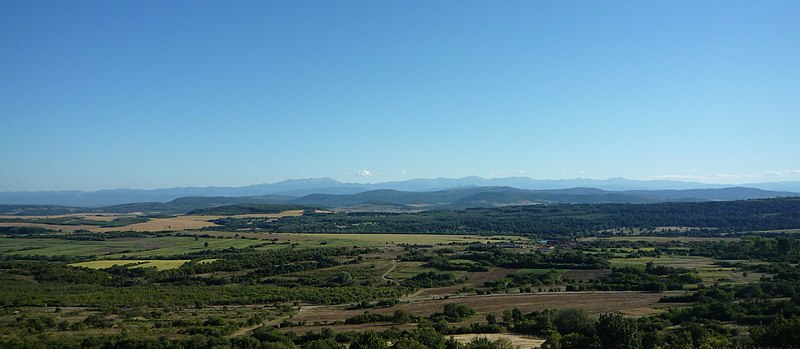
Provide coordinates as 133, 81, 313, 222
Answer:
2, 1, 799, 191
3, 174, 800, 193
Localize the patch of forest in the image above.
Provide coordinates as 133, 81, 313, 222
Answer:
209, 197, 800, 236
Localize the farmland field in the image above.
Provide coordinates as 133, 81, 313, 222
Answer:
93, 215, 220, 232
0, 210, 305, 233
70, 259, 190, 270
609, 255, 762, 284
0, 236, 267, 258
2, 199, 800, 348
285, 291, 684, 334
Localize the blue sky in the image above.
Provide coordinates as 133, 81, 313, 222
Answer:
1, 1, 799, 191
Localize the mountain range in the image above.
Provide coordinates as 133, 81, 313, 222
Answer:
2, 177, 800, 207
0, 184, 797, 215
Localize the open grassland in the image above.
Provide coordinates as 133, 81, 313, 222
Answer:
390, 261, 436, 280
0, 237, 159, 257
70, 259, 190, 270
610, 255, 762, 284
0, 236, 266, 258
99, 237, 265, 259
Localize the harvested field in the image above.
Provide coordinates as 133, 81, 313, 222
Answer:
449, 333, 544, 348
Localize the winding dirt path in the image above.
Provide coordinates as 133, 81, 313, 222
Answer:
381, 259, 399, 285
228, 305, 325, 338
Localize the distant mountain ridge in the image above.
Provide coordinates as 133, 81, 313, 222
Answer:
0, 186, 796, 215
294, 186, 797, 210
1, 176, 799, 207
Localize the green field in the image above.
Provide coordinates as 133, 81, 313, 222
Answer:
70, 259, 190, 270
0, 236, 266, 258
610, 255, 761, 284
390, 261, 438, 280
101, 237, 264, 259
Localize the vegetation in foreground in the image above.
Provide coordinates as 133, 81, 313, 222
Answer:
2, 197, 800, 347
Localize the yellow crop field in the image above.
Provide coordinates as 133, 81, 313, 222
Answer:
70, 259, 189, 270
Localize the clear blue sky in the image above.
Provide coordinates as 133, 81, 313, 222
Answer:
2, 1, 799, 191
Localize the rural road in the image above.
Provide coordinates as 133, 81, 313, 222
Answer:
228, 305, 325, 338
230, 261, 401, 338
381, 259, 399, 285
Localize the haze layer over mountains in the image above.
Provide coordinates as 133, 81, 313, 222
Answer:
1, 177, 798, 210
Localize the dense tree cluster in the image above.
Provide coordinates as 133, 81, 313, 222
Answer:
401, 272, 460, 289
459, 248, 610, 270
209, 197, 800, 236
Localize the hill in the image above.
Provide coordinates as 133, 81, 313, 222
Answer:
2, 177, 800, 207
0, 186, 794, 215
230, 196, 800, 236
291, 186, 795, 210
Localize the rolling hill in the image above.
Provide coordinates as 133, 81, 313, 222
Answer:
3, 177, 800, 207
0, 186, 795, 215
